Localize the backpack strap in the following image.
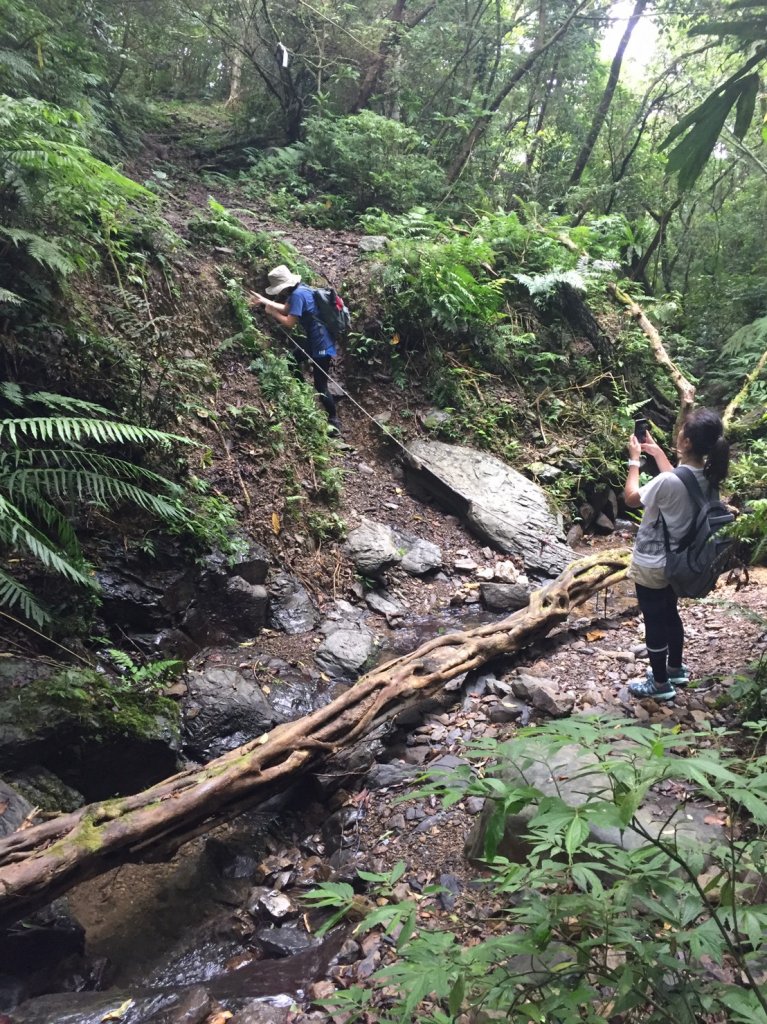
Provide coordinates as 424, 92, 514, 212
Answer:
671, 467, 711, 552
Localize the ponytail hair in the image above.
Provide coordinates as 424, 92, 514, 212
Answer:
681, 408, 730, 486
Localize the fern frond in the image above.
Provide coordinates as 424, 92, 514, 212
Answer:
0, 49, 39, 82
0, 416, 191, 447
7, 450, 184, 495
0, 495, 92, 586
0, 568, 50, 627
10, 489, 83, 558
0, 287, 23, 306
4, 468, 185, 520
0, 226, 73, 275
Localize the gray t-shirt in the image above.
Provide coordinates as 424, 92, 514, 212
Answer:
632, 467, 709, 570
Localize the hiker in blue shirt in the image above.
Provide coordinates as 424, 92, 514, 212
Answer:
252, 264, 341, 433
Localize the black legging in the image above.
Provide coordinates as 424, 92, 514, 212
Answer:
635, 584, 684, 685
290, 351, 337, 421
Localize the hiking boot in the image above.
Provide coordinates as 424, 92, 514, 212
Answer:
628, 673, 676, 701
646, 665, 690, 689
327, 418, 342, 437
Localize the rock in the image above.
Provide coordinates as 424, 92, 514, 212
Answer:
488, 697, 526, 723
157, 985, 212, 1024
566, 524, 584, 547
465, 742, 727, 864
268, 573, 319, 634
0, 780, 34, 837
404, 440, 574, 577
315, 627, 376, 679
438, 873, 461, 911
399, 538, 442, 575
421, 408, 454, 431
206, 837, 264, 880
254, 922, 319, 958
182, 577, 268, 644
480, 582, 531, 612
466, 796, 485, 814
526, 461, 561, 483
230, 542, 270, 585
453, 557, 478, 573
511, 674, 573, 717
593, 512, 615, 535
364, 762, 419, 789
579, 502, 596, 531
7, 767, 84, 814
365, 591, 405, 622
95, 569, 166, 631
358, 235, 388, 252
182, 666, 281, 760
308, 980, 336, 1002
230, 999, 292, 1024
247, 888, 297, 921
343, 519, 402, 575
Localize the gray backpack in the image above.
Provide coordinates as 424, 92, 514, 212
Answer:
660, 467, 735, 598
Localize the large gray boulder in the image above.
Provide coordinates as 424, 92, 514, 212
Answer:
344, 518, 443, 578
465, 742, 726, 864
405, 440, 574, 577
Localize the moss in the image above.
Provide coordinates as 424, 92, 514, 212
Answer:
49, 814, 103, 857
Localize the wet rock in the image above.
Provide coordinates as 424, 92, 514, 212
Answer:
230, 542, 270, 585
322, 806, 362, 853
182, 666, 281, 760
405, 440, 574, 577
594, 512, 615, 534
254, 922, 319, 958
526, 461, 561, 483
315, 627, 375, 680
8, 766, 84, 814
0, 974, 27, 1013
480, 582, 531, 612
207, 837, 265, 880
344, 519, 402, 575
183, 577, 268, 644
155, 985, 211, 1024
248, 888, 297, 921
96, 569, 166, 631
399, 538, 442, 575
0, 669, 180, 799
566, 523, 584, 546
0, 780, 33, 837
267, 573, 319, 635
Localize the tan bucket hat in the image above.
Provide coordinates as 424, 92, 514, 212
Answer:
265, 264, 301, 295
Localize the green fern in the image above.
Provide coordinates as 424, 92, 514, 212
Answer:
0, 387, 194, 627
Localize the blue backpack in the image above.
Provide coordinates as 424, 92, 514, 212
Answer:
660, 467, 735, 598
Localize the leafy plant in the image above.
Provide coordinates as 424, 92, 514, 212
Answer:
324, 717, 767, 1023
0, 383, 190, 626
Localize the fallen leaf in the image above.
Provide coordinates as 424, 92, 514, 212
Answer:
585, 630, 605, 642
204, 1013, 233, 1024
704, 814, 725, 826
101, 999, 134, 1022
272, 511, 281, 535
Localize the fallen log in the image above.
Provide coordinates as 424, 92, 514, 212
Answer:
0, 549, 629, 927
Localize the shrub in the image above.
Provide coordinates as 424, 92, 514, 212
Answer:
302, 111, 447, 214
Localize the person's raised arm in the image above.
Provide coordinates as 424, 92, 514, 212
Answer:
624, 433, 642, 508
640, 430, 673, 473
251, 292, 297, 328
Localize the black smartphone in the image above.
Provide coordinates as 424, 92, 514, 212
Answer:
634, 418, 649, 442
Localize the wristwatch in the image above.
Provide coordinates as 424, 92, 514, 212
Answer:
627, 459, 641, 467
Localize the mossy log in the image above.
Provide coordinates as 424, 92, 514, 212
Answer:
0, 549, 629, 927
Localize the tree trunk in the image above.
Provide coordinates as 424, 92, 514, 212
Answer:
607, 283, 695, 432
351, 0, 435, 114
225, 47, 244, 108
446, 0, 590, 184
0, 549, 629, 927
567, 0, 648, 191
722, 345, 767, 429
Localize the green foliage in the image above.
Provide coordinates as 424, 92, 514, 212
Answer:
0, 95, 151, 303
325, 717, 767, 1023
302, 112, 447, 215
729, 440, 767, 501
166, 480, 249, 562
188, 198, 301, 269
0, 384, 190, 627
723, 498, 767, 564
